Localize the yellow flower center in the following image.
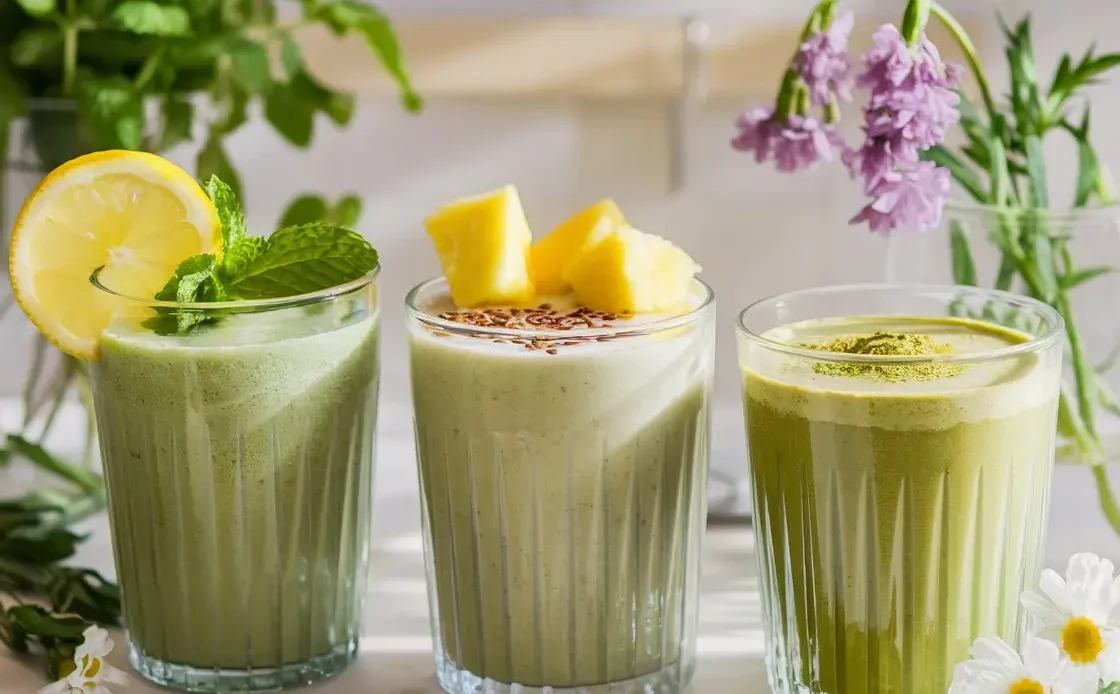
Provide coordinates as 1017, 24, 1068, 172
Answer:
1008, 679, 1045, 694
1062, 616, 1105, 663
82, 655, 102, 678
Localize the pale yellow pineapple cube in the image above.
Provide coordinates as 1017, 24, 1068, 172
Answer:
530, 199, 626, 294
566, 225, 701, 314
424, 185, 535, 308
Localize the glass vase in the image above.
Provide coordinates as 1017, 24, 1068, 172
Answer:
885, 203, 1120, 528
3, 99, 99, 464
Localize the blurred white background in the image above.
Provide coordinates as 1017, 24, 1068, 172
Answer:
3, 0, 1118, 562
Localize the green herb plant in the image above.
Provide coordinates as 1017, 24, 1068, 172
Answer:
922, 11, 1120, 530
0, 434, 119, 680
0, 0, 416, 543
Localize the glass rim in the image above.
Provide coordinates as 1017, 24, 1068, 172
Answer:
405, 276, 715, 339
945, 198, 1120, 224
736, 283, 1065, 365
89, 264, 379, 310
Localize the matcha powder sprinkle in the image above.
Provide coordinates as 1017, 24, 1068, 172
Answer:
802, 331, 967, 382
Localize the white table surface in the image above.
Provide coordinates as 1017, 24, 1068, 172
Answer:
1, 401, 1118, 694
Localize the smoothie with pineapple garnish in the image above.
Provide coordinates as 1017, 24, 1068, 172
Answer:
738, 287, 1065, 694
410, 188, 714, 694
7, 151, 382, 693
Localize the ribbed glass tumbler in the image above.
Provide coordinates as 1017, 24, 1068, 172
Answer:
89, 269, 380, 692
737, 284, 1065, 694
407, 278, 716, 694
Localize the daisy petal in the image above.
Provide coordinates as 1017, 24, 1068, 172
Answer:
970, 636, 1024, 670
1022, 590, 1069, 628
37, 680, 72, 694
1095, 628, 1120, 682
1023, 636, 1061, 685
1053, 663, 1101, 694
1040, 569, 1073, 614
100, 664, 131, 686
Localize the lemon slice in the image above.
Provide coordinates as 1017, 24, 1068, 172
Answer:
8, 150, 220, 359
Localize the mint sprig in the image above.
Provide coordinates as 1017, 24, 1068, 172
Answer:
144, 175, 379, 336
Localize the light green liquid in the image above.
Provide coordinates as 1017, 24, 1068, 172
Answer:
92, 312, 379, 669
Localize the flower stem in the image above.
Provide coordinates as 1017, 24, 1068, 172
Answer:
929, 2, 998, 119
61, 0, 78, 96
1092, 465, 1120, 535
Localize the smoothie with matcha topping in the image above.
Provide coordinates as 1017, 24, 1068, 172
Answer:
738, 286, 1064, 694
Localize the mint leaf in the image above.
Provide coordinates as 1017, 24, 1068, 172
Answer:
228, 223, 378, 299
153, 95, 192, 152
278, 195, 328, 228
333, 195, 362, 227
76, 77, 144, 150
265, 81, 315, 147
11, 28, 62, 67
112, 1, 192, 37
204, 175, 246, 254
146, 254, 224, 335
228, 38, 272, 94
13, 0, 52, 18
221, 236, 265, 279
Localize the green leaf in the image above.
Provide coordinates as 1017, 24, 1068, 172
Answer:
112, 1, 192, 36
279, 195, 328, 228
221, 236, 265, 280
8, 606, 87, 639
265, 82, 315, 147
11, 28, 62, 66
0, 69, 27, 126
1061, 266, 1116, 290
333, 195, 362, 227
227, 223, 379, 298
228, 38, 271, 94
948, 221, 977, 286
76, 76, 144, 150
4, 436, 102, 494
316, 0, 422, 112
281, 35, 303, 78
1097, 374, 1120, 419
921, 146, 986, 202
994, 255, 1017, 291
153, 94, 193, 152
197, 136, 242, 202
204, 175, 246, 254
1024, 135, 1049, 207
292, 73, 354, 126
212, 84, 248, 135
987, 115, 1011, 205
148, 254, 224, 335
13, 0, 53, 18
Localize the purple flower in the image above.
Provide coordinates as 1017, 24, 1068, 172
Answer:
732, 106, 848, 172
793, 11, 855, 105
856, 24, 961, 163
849, 160, 950, 233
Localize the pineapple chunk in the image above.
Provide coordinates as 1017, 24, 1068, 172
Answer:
567, 226, 701, 314
530, 199, 626, 294
424, 185, 534, 308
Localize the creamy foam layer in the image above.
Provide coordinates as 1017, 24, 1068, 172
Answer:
413, 282, 708, 356
743, 316, 1061, 430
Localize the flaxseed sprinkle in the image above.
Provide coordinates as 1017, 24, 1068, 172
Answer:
432, 306, 631, 352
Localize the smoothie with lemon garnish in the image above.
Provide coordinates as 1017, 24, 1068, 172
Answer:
742, 314, 1062, 694
411, 189, 714, 693
8, 151, 382, 692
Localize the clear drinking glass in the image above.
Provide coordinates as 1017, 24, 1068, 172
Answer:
737, 284, 1065, 694
88, 268, 381, 692
406, 278, 716, 694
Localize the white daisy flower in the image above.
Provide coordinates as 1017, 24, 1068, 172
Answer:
1021, 552, 1120, 680
948, 636, 1099, 694
39, 625, 130, 694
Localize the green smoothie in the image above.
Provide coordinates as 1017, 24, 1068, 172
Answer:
410, 292, 713, 690
743, 316, 1060, 694
91, 307, 379, 673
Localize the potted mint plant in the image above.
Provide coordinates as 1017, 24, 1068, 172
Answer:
731, 0, 1120, 538
0, 0, 420, 474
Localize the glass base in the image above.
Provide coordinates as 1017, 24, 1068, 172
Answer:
128, 639, 359, 692
434, 651, 695, 694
